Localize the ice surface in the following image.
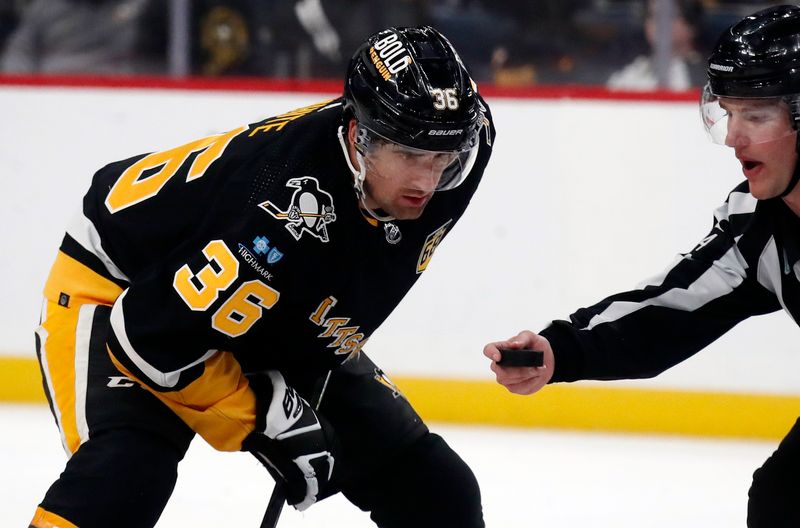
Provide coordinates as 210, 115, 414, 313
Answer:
1, 404, 776, 527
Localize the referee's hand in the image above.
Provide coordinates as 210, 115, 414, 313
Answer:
484, 331, 554, 395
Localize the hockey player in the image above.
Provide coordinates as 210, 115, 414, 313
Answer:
484, 6, 800, 527
32, 26, 494, 528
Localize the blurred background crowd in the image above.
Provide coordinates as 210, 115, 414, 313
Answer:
0, 0, 785, 90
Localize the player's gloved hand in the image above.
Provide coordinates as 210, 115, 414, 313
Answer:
242, 370, 337, 511
288, 206, 301, 221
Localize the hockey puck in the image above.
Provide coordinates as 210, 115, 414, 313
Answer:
497, 348, 544, 367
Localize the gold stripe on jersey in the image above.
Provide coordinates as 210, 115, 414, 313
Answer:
39, 299, 89, 454
44, 251, 124, 307
108, 348, 256, 451
30, 506, 79, 528
38, 252, 119, 455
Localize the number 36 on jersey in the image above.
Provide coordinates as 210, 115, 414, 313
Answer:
172, 240, 279, 338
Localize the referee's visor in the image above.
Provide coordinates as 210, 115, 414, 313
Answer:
701, 84, 796, 146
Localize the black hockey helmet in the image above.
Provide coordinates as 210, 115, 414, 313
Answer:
343, 26, 484, 154
706, 4, 800, 99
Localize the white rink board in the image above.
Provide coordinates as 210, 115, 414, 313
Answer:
0, 85, 797, 395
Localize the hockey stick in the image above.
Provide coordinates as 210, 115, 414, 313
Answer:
260, 370, 332, 528
258, 201, 326, 218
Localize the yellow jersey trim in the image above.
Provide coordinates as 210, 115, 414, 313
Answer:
30, 506, 79, 528
44, 250, 124, 307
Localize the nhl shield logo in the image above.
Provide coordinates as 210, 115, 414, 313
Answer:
259, 176, 337, 242
416, 219, 452, 274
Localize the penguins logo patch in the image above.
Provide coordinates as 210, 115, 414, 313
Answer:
416, 219, 452, 274
259, 177, 337, 242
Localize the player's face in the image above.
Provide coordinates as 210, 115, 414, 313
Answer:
363, 142, 456, 219
721, 98, 798, 199
348, 122, 455, 220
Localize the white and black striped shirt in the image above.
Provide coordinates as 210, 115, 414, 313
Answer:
542, 181, 797, 382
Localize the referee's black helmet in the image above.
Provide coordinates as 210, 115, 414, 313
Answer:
707, 5, 800, 101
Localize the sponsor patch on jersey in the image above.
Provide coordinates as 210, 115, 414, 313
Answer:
253, 236, 269, 255
258, 176, 337, 243
237, 243, 275, 281
252, 236, 284, 264
416, 219, 453, 274
309, 296, 367, 364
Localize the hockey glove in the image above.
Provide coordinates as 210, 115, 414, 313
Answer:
242, 370, 337, 511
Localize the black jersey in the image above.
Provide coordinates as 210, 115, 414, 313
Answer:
542, 181, 795, 382
47, 97, 494, 427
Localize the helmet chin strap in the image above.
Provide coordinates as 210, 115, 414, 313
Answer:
337, 126, 396, 222
782, 132, 800, 198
